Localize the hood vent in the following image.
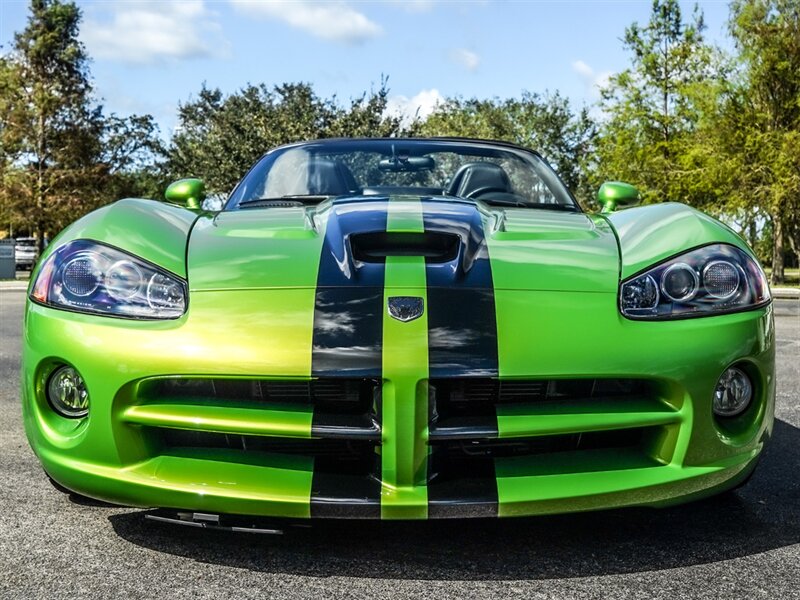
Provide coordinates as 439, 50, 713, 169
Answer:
350, 231, 460, 263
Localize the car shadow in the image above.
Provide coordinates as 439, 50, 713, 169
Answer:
108, 418, 800, 581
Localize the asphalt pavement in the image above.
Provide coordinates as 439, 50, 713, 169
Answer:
0, 290, 798, 600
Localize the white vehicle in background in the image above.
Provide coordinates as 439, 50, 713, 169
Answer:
15, 237, 38, 270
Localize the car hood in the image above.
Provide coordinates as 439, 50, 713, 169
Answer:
186, 197, 620, 293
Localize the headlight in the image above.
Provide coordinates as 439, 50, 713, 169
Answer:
31, 240, 187, 319
620, 244, 770, 319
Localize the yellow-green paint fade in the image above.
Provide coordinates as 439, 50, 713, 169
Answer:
122, 402, 314, 439
38, 446, 315, 518
495, 398, 681, 439
22, 186, 774, 520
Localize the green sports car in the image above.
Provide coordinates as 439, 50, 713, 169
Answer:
23, 137, 774, 525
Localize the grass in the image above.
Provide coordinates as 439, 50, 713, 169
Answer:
765, 267, 799, 288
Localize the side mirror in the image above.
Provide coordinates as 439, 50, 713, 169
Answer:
165, 178, 206, 210
597, 181, 640, 213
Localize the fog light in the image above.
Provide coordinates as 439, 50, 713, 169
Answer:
47, 366, 89, 418
713, 367, 752, 417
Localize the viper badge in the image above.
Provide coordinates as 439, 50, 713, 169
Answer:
388, 296, 424, 322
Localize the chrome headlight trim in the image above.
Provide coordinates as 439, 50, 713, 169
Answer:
660, 262, 699, 303
619, 243, 771, 321
30, 239, 188, 320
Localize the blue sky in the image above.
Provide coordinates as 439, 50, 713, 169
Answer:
0, 1, 733, 136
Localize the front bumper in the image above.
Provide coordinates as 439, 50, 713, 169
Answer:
22, 289, 775, 519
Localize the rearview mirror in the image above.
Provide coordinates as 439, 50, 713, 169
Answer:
597, 181, 640, 213
165, 178, 206, 210
378, 156, 435, 172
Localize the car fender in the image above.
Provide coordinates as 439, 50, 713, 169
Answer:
33, 199, 200, 280
603, 202, 754, 280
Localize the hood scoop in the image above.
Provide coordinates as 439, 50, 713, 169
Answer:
316, 199, 490, 285
350, 231, 459, 263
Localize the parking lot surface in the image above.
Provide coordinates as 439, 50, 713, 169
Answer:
1, 290, 797, 599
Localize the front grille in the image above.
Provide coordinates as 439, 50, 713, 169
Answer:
431, 378, 648, 418
431, 428, 646, 460
134, 376, 659, 460
131, 378, 385, 517
125, 376, 674, 517
160, 429, 378, 471
131, 376, 382, 476
139, 377, 379, 414
425, 378, 673, 514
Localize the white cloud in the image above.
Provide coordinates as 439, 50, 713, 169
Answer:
385, 88, 444, 126
572, 59, 593, 79
389, 0, 436, 12
82, 1, 227, 65
572, 60, 612, 97
449, 48, 480, 72
230, 1, 382, 45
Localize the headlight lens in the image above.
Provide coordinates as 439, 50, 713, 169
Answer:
31, 240, 187, 319
703, 260, 740, 299
620, 244, 770, 319
106, 260, 144, 300
661, 263, 698, 302
62, 254, 102, 297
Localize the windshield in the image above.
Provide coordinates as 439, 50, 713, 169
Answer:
226, 139, 578, 211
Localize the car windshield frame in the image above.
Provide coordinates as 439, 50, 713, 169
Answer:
224, 138, 581, 212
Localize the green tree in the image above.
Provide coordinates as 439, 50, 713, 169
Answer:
596, 0, 712, 206
101, 113, 167, 203
723, 0, 800, 282
167, 81, 402, 196
0, 0, 164, 246
416, 92, 596, 205
0, 0, 94, 248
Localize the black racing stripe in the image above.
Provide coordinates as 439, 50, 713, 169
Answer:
310, 464, 382, 518
423, 199, 500, 516
421, 200, 499, 378
311, 200, 389, 377
309, 378, 381, 441
310, 289, 384, 377
425, 288, 498, 377
310, 200, 387, 515
427, 453, 499, 518
427, 416, 499, 441
310, 413, 381, 441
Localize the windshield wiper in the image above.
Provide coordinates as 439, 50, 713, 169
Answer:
514, 202, 581, 212
478, 199, 580, 212
238, 195, 331, 208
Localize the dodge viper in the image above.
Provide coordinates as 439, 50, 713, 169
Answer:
22, 138, 774, 524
